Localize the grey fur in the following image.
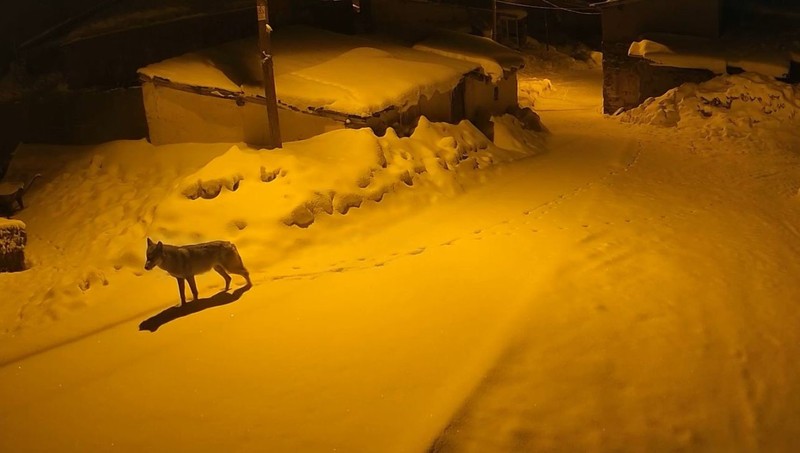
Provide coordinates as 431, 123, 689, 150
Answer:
145, 238, 252, 305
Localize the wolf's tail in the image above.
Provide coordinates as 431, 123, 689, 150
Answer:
23, 174, 41, 194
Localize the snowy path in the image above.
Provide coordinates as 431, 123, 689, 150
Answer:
432, 73, 800, 452
0, 79, 637, 451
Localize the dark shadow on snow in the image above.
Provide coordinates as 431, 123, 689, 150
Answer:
139, 283, 252, 332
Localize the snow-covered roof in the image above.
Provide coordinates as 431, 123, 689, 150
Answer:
412, 30, 525, 82
628, 33, 794, 79
138, 26, 480, 118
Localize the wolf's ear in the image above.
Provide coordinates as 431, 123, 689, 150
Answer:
156, 241, 163, 249
147, 237, 153, 247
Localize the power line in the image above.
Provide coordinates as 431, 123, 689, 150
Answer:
496, 0, 601, 15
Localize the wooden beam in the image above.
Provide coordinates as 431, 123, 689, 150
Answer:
256, 0, 282, 149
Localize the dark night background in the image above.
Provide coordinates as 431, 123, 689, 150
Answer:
2, 0, 799, 77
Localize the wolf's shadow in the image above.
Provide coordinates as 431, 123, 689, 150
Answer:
139, 284, 252, 332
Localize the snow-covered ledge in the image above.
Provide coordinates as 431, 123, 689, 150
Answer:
0, 218, 26, 272
628, 38, 727, 74
628, 34, 793, 79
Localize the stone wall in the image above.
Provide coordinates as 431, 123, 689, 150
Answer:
0, 219, 26, 272
602, 43, 715, 114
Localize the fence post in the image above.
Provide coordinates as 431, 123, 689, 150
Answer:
256, 0, 282, 149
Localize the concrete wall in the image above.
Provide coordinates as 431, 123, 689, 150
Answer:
497, 72, 519, 113
142, 82, 345, 146
142, 69, 520, 144
465, 72, 518, 129
419, 89, 457, 123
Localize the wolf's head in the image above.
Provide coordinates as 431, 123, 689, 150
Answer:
144, 238, 164, 270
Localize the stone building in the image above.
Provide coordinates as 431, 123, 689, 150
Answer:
594, 0, 723, 114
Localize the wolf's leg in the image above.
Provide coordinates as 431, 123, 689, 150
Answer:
224, 261, 252, 287
186, 276, 199, 301
226, 247, 252, 287
177, 278, 186, 305
214, 265, 232, 291
228, 267, 251, 287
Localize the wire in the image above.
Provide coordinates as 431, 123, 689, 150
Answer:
508, 0, 600, 14
542, 0, 596, 8
496, 0, 601, 15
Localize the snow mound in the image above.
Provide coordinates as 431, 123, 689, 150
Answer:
147, 118, 540, 267
1, 117, 544, 330
621, 73, 800, 133
518, 78, 553, 109
493, 114, 546, 152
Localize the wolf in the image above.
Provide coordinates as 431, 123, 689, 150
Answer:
144, 238, 252, 305
0, 174, 41, 217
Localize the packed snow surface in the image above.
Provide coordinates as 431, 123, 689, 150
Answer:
139, 26, 479, 116
433, 70, 800, 452
3, 48, 800, 453
0, 116, 539, 333
515, 37, 598, 109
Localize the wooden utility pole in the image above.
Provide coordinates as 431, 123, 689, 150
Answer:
256, 0, 282, 149
492, 0, 497, 41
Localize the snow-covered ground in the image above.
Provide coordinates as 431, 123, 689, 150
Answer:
434, 72, 800, 452
3, 48, 800, 452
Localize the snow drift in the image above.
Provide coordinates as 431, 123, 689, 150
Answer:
1, 117, 543, 331
149, 117, 539, 266
620, 73, 800, 134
